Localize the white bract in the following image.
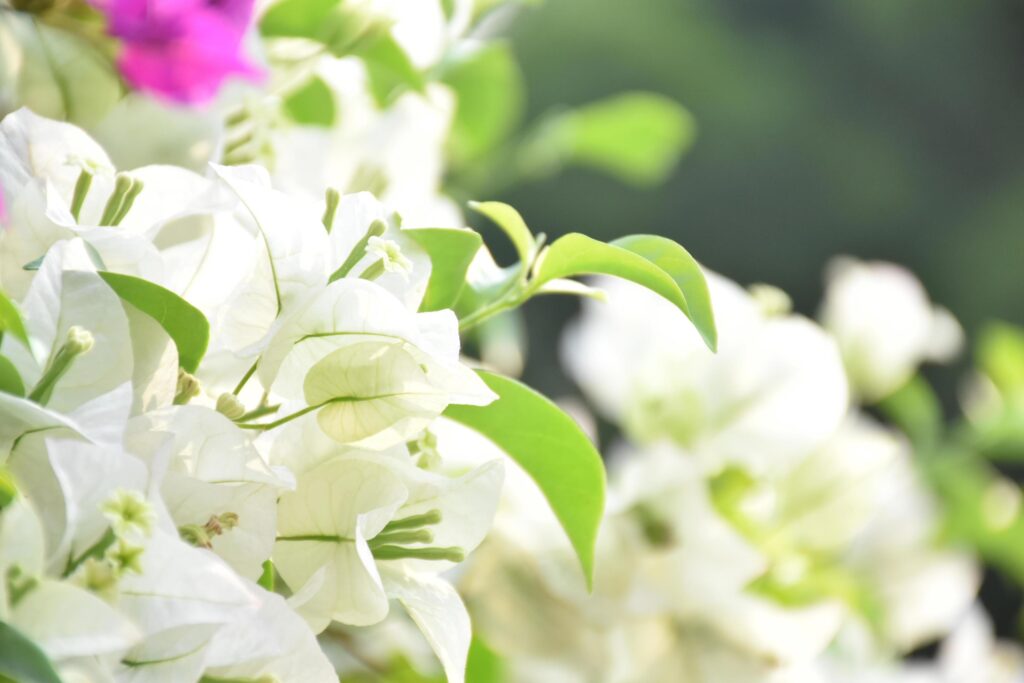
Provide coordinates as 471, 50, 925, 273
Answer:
0, 109, 504, 682
820, 257, 964, 401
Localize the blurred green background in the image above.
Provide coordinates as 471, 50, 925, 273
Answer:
486, 0, 1024, 404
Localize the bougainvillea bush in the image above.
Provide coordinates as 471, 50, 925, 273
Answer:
0, 1, 1022, 682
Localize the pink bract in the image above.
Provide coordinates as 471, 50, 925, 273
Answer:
96, 0, 263, 104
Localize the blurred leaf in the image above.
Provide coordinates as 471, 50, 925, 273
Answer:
466, 635, 506, 683
282, 76, 336, 127
529, 233, 715, 350
356, 33, 424, 107
2, 14, 122, 127
978, 322, 1024, 395
443, 42, 524, 164
876, 375, 943, 448
98, 272, 209, 373
0, 356, 25, 397
444, 371, 606, 590
468, 201, 536, 267
405, 227, 482, 312
259, 0, 341, 40
522, 92, 695, 186
927, 451, 1024, 585
612, 234, 716, 351
0, 621, 62, 683
0, 291, 29, 347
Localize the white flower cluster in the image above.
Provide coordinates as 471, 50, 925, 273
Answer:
462, 266, 1022, 682
0, 108, 505, 683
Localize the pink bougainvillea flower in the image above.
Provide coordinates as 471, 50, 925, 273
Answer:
95, 0, 263, 104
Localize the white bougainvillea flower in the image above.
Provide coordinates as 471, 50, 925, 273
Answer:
325, 191, 431, 309
564, 274, 849, 474
0, 109, 225, 298
1, 239, 133, 414
271, 59, 462, 229
275, 453, 503, 682
820, 257, 964, 402
202, 588, 337, 683
126, 406, 292, 579
0, 500, 137, 678
256, 278, 493, 449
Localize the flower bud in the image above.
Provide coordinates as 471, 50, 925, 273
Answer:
216, 392, 246, 420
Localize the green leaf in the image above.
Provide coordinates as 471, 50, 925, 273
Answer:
405, 228, 483, 312
259, 0, 341, 40
0, 620, 62, 683
0, 291, 29, 347
98, 272, 209, 373
468, 201, 535, 267
442, 42, 524, 164
466, 635, 505, 683
525, 92, 695, 186
282, 76, 336, 127
876, 375, 943, 448
443, 371, 606, 589
530, 233, 715, 350
0, 356, 25, 397
978, 322, 1024, 395
611, 234, 716, 351
356, 33, 424, 107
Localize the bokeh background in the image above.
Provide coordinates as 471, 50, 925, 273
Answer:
480, 0, 1024, 405
483, 0, 1024, 642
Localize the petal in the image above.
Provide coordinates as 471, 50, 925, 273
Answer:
382, 569, 471, 683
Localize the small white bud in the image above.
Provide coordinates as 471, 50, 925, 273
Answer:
367, 236, 413, 276
216, 392, 247, 420
65, 326, 94, 355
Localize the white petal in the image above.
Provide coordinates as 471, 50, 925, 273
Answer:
382, 569, 471, 683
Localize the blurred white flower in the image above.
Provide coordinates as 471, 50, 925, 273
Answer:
820, 257, 964, 401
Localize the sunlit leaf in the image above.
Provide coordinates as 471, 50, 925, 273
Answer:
405, 228, 483, 312
0, 355, 25, 397
98, 272, 209, 373
612, 234, 716, 350
283, 76, 336, 127
356, 33, 425, 107
530, 232, 715, 350
468, 201, 535, 267
0, 291, 29, 347
444, 371, 606, 589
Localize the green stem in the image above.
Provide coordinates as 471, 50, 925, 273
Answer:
235, 403, 321, 431
232, 361, 258, 395
328, 219, 387, 283
63, 528, 115, 577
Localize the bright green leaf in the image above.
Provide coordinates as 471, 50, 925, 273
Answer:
98, 272, 209, 373
0, 291, 29, 347
611, 234, 716, 351
0, 620, 62, 683
442, 42, 524, 164
405, 228, 483, 312
468, 201, 535, 267
530, 233, 715, 350
282, 76, 336, 127
0, 356, 25, 397
443, 371, 606, 589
